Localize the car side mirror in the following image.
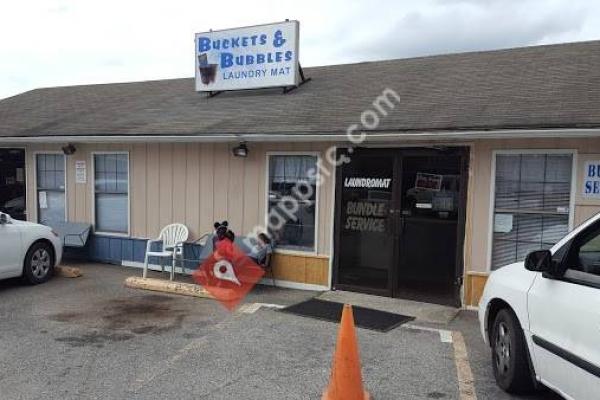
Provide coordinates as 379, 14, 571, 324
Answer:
525, 249, 552, 272
525, 249, 563, 278
0, 212, 11, 225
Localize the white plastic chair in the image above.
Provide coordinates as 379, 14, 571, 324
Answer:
143, 223, 189, 280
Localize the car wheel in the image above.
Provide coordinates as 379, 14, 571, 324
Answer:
22, 242, 54, 284
491, 309, 535, 394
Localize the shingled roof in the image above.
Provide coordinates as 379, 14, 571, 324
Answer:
2, 40, 600, 138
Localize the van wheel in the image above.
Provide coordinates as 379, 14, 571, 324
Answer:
491, 309, 535, 394
23, 242, 54, 284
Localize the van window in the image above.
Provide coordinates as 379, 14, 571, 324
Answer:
576, 232, 600, 276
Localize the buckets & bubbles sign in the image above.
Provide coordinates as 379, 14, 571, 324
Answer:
195, 21, 300, 92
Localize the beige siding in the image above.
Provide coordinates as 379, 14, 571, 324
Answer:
228, 145, 245, 231
19, 136, 600, 273
184, 143, 200, 238
146, 143, 160, 237
131, 143, 147, 237
198, 143, 215, 234
21, 141, 335, 256
242, 143, 261, 235
158, 143, 173, 230
212, 143, 229, 227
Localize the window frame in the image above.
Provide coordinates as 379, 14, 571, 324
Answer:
487, 149, 577, 272
558, 219, 600, 289
34, 151, 67, 224
91, 151, 130, 237
265, 151, 320, 255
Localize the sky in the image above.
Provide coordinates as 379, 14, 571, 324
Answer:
1, 0, 600, 99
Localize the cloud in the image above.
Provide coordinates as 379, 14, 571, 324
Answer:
327, 0, 591, 62
0, 0, 598, 99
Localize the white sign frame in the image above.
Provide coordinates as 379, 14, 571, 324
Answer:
195, 21, 300, 92
582, 160, 600, 198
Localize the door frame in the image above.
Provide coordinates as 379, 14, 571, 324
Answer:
332, 146, 470, 306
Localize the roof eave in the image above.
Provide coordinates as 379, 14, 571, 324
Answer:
2, 127, 600, 144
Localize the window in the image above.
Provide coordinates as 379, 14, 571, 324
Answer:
94, 153, 129, 234
566, 225, 600, 277
36, 154, 65, 225
267, 154, 318, 252
491, 153, 573, 270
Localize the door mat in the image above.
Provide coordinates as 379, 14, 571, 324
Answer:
280, 299, 415, 332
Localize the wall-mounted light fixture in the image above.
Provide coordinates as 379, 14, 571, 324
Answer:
61, 144, 76, 155
232, 142, 248, 158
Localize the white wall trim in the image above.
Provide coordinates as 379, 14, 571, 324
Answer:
273, 249, 328, 258
4, 128, 600, 144
122, 260, 329, 291
123, 260, 187, 274
486, 149, 577, 272
257, 278, 329, 291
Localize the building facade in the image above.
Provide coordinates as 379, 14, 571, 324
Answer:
3, 40, 600, 307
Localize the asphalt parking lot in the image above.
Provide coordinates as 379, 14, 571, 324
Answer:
0, 263, 562, 400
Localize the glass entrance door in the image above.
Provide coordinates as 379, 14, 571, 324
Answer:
335, 150, 397, 295
395, 152, 465, 306
334, 147, 468, 306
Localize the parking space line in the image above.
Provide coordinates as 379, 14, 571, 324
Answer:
406, 325, 477, 399
238, 303, 285, 314
452, 331, 478, 400
405, 324, 453, 343
439, 329, 453, 343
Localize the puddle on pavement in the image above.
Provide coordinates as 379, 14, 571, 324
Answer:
55, 332, 135, 348
427, 392, 447, 399
48, 294, 190, 347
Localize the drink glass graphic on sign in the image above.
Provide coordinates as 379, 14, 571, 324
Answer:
192, 240, 264, 311
198, 53, 217, 85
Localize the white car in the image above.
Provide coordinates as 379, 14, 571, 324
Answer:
0, 212, 63, 284
479, 213, 600, 399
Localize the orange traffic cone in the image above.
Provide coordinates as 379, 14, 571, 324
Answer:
322, 304, 371, 400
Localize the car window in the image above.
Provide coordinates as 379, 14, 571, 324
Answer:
566, 225, 600, 276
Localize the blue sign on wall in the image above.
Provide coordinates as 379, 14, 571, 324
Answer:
583, 161, 600, 198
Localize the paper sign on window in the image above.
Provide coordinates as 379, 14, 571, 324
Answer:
494, 213, 513, 233
39, 191, 48, 209
16, 168, 24, 183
